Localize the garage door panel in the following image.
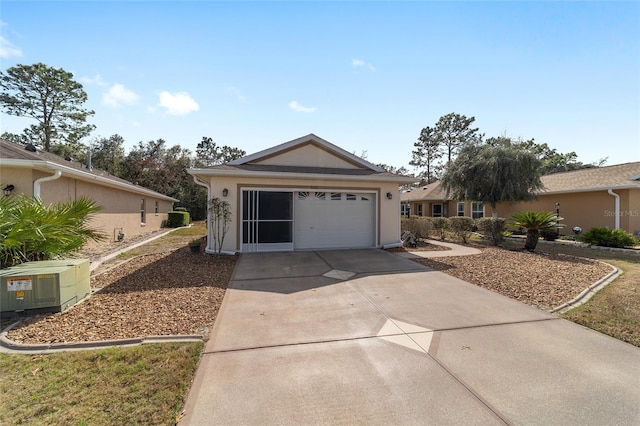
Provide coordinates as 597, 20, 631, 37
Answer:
294, 192, 375, 250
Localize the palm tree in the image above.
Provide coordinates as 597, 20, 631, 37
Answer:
0, 194, 105, 268
510, 211, 563, 251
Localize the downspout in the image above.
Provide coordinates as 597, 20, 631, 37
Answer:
33, 169, 62, 199
192, 175, 214, 253
607, 189, 620, 229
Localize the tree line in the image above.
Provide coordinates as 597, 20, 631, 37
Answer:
0, 63, 245, 220
1, 63, 604, 220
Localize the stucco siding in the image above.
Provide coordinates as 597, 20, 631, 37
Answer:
497, 191, 622, 233
254, 144, 360, 169
0, 166, 34, 197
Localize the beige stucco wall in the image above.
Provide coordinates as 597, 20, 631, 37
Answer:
496, 190, 640, 235
255, 144, 360, 169
0, 165, 173, 246
204, 175, 402, 252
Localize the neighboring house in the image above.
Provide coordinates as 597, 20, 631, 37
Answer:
401, 182, 487, 220
402, 161, 640, 236
0, 139, 177, 245
188, 134, 415, 254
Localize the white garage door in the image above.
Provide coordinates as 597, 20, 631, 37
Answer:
294, 191, 375, 250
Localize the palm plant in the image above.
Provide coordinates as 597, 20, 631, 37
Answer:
510, 211, 563, 251
0, 194, 105, 268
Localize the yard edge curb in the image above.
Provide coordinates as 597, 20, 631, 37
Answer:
549, 262, 621, 314
0, 329, 204, 354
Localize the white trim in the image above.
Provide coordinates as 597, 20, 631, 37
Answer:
1, 158, 178, 202
608, 189, 620, 229
456, 201, 465, 217
432, 203, 444, 217
228, 133, 385, 172
188, 167, 414, 183
471, 201, 485, 219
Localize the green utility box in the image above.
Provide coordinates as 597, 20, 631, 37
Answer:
0, 259, 91, 315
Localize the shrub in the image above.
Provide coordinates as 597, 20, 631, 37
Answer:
430, 217, 449, 241
167, 211, 190, 227
448, 216, 475, 244
401, 217, 431, 240
476, 217, 506, 246
579, 227, 637, 248
540, 229, 559, 241
0, 195, 104, 268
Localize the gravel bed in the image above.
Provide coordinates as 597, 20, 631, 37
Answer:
412, 247, 613, 310
4, 238, 613, 344
7, 248, 236, 344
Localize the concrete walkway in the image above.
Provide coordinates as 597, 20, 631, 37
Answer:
180, 249, 640, 425
397, 239, 482, 258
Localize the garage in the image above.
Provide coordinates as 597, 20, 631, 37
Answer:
241, 189, 376, 252
189, 134, 414, 254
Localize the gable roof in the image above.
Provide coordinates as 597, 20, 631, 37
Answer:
228, 133, 385, 171
0, 139, 178, 202
402, 161, 640, 202
191, 134, 416, 183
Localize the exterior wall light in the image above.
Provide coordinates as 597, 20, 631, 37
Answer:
222, 188, 229, 197
386, 192, 393, 200
3, 184, 15, 196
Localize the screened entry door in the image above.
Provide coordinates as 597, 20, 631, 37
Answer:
242, 190, 293, 252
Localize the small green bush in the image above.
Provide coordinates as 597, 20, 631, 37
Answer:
476, 217, 506, 246
579, 227, 637, 248
401, 217, 431, 240
430, 217, 449, 241
448, 216, 475, 244
167, 211, 190, 228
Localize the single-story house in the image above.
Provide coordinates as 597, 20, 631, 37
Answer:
188, 134, 415, 254
402, 161, 640, 236
0, 139, 177, 245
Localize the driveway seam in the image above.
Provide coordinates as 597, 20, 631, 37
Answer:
200, 317, 562, 356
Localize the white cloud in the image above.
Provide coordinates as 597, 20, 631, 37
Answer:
352, 58, 376, 72
0, 35, 22, 58
227, 86, 246, 102
103, 83, 139, 107
81, 74, 108, 87
289, 100, 316, 113
158, 91, 199, 115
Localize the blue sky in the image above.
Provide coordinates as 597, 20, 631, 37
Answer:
1, 1, 638, 171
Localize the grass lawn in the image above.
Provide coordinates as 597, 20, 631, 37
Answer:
0, 342, 203, 425
502, 239, 640, 347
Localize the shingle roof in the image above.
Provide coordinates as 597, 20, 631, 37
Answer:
538, 162, 640, 193
0, 139, 177, 201
402, 161, 640, 202
204, 163, 401, 177
401, 181, 448, 201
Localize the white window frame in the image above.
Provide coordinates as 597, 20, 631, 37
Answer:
140, 198, 146, 224
471, 202, 485, 219
417, 203, 423, 216
457, 202, 465, 217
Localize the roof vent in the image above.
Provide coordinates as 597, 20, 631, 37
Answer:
25, 143, 37, 152
65, 156, 73, 161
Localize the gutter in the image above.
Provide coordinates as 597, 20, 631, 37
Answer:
187, 168, 416, 184
33, 169, 62, 198
607, 189, 620, 229
2, 159, 178, 202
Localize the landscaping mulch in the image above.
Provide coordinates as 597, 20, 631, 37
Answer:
412, 246, 613, 310
7, 247, 236, 344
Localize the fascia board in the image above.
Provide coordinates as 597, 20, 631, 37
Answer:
1, 159, 178, 202
188, 168, 417, 184
538, 185, 640, 195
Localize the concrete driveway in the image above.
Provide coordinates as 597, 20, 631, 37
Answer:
181, 249, 640, 425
